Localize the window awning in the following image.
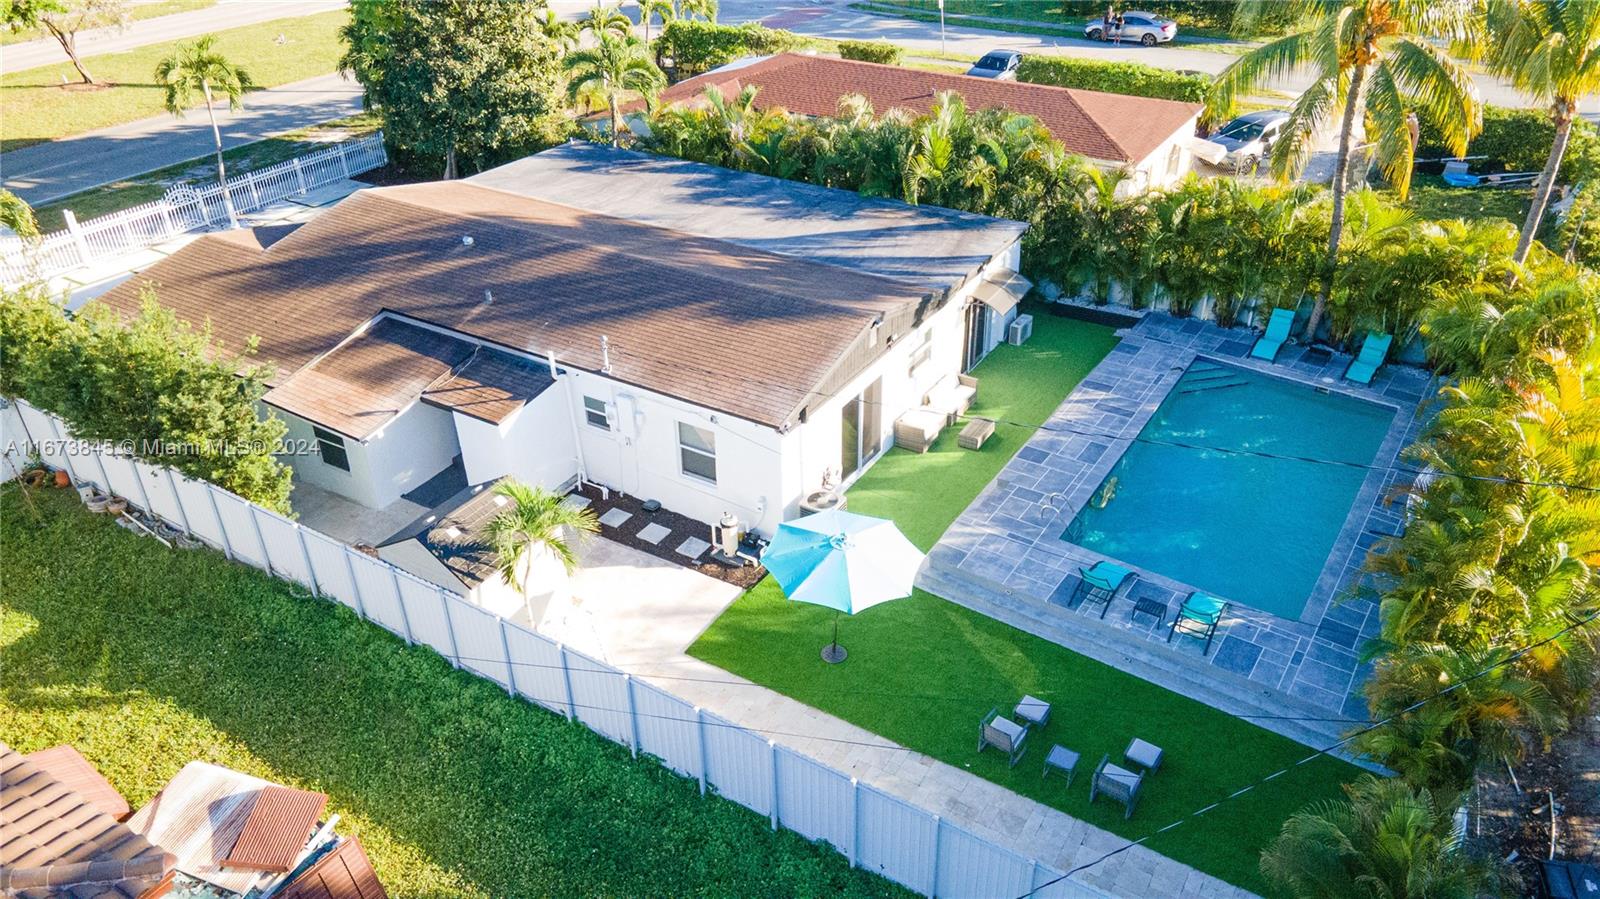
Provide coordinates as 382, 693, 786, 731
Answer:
972, 268, 1032, 316
1186, 136, 1229, 166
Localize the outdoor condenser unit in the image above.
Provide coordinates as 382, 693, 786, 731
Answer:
1007, 315, 1033, 346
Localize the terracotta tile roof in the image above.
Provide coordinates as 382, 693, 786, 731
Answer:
22, 746, 130, 823
648, 53, 1202, 163
222, 785, 328, 873
273, 836, 387, 899
94, 181, 933, 430
0, 743, 174, 899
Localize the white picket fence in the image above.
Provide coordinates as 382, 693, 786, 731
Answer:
1, 133, 387, 288
0, 396, 1110, 899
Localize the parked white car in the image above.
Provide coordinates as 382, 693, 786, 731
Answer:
1084, 11, 1178, 46
1206, 110, 1290, 172
965, 50, 1023, 80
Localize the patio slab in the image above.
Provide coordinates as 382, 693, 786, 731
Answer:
922, 312, 1434, 746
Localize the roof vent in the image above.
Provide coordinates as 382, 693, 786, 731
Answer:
461, 235, 475, 247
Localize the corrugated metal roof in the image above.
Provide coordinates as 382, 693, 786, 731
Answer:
274, 837, 387, 899
222, 785, 327, 873
123, 762, 278, 895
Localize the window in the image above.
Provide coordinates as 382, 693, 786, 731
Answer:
677, 421, 717, 484
312, 426, 350, 472
583, 396, 610, 430
908, 331, 933, 377
1167, 143, 1184, 177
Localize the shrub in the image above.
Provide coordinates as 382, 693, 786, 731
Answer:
654, 20, 808, 79
837, 40, 902, 65
1416, 105, 1600, 185
1015, 55, 1220, 123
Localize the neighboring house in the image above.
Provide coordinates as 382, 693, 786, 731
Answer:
635, 53, 1206, 192
93, 145, 1028, 539
0, 743, 385, 899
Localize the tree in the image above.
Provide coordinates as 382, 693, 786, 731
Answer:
538, 7, 580, 54
340, 0, 569, 179
639, 0, 674, 45
155, 35, 255, 229
679, 0, 717, 23
583, 1, 631, 39
19, 0, 127, 85
0, 189, 39, 240
1211, 0, 1482, 344
565, 31, 665, 147
484, 479, 599, 594
1260, 775, 1510, 899
1484, 0, 1600, 270
0, 286, 293, 512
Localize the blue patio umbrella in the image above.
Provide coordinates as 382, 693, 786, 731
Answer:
762, 508, 925, 663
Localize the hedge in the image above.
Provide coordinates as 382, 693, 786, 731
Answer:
1015, 55, 1218, 122
838, 39, 903, 65
654, 20, 809, 79
1416, 105, 1600, 185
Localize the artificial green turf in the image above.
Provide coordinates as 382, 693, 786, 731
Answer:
0, 487, 910, 899
688, 308, 1359, 894
2, 10, 349, 152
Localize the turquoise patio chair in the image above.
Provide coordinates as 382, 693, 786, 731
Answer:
1167, 592, 1228, 656
1250, 308, 1295, 362
1071, 561, 1133, 618
1344, 331, 1393, 385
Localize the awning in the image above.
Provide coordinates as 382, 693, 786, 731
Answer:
972, 268, 1032, 316
1186, 136, 1229, 166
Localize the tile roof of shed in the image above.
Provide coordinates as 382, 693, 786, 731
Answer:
94, 181, 936, 430
644, 53, 1202, 164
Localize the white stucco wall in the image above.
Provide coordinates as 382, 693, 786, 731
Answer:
274, 400, 460, 509
1127, 112, 1203, 192
454, 388, 579, 492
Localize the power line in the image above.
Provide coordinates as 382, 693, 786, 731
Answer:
1014, 608, 1600, 898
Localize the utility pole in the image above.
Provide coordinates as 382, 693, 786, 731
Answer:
939, 0, 946, 54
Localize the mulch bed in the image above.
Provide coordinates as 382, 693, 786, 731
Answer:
574, 483, 766, 589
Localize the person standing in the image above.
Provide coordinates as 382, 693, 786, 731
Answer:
1112, 12, 1126, 45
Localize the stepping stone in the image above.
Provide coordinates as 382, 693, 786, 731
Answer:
599, 508, 632, 528
675, 536, 711, 559
637, 522, 671, 545
562, 494, 592, 510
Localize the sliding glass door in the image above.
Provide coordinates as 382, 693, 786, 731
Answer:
841, 379, 883, 481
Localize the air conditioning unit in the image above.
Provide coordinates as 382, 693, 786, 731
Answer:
1007, 314, 1034, 346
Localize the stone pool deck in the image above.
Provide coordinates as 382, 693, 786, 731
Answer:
921, 313, 1434, 747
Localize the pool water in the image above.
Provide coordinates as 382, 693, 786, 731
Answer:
1063, 360, 1394, 619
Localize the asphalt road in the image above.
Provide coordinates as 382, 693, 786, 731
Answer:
1, 72, 362, 206
0, 0, 346, 74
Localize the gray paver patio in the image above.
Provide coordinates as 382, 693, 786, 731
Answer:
924, 312, 1433, 743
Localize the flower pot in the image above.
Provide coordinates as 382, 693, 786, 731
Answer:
53, 470, 70, 488
19, 469, 49, 488
85, 493, 110, 514
107, 496, 128, 515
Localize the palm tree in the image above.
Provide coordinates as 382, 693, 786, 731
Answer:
483, 480, 600, 596
680, 0, 717, 23
154, 36, 255, 229
565, 32, 666, 147
1484, 0, 1600, 269
639, 0, 675, 45
583, 1, 632, 39
1260, 775, 1509, 898
1211, 0, 1482, 345
539, 8, 581, 54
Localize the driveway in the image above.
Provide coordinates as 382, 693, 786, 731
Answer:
2, 0, 346, 74
1, 72, 362, 206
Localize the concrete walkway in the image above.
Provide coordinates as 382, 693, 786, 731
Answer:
539, 536, 1254, 899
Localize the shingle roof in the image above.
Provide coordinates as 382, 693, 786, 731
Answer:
0, 743, 174, 899
94, 181, 936, 430
646, 53, 1202, 164
468, 142, 1028, 290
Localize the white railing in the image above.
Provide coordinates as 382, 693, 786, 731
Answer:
0, 396, 1113, 899
1, 133, 387, 287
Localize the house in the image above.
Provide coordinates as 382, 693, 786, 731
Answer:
639, 53, 1206, 191
0, 744, 385, 899
93, 144, 1029, 540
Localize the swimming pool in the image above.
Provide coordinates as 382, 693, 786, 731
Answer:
1063, 359, 1394, 619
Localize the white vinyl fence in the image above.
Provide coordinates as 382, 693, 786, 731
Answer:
1, 133, 387, 288
2, 397, 1110, 899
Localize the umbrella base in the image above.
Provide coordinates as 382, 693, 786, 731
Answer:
821, 643, 848, 664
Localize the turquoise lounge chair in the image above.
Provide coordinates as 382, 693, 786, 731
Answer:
1071, 561, 1133, 618
1250, 308, 1295, 361
1344, 331, 1393, 385
1168, 592, 1227, 655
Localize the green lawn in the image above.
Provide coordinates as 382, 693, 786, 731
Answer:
1, 0, 217, 45
1, 10, 349, 152
0, 487, 908, 899
689, 308, 1360, 894
33, 112, 381, 231
1393, 173, 1530, 227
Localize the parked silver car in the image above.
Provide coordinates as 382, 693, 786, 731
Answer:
965, 50, 1023, 80
1207, 110, 1290, 172
1083, 11, 1178, 46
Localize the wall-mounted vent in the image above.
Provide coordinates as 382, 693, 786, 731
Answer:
461, 235, 475, 247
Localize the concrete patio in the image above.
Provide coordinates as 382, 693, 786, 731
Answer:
923, 312, 1434, 746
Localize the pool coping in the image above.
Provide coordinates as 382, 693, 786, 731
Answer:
921, 312, 1435, 741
